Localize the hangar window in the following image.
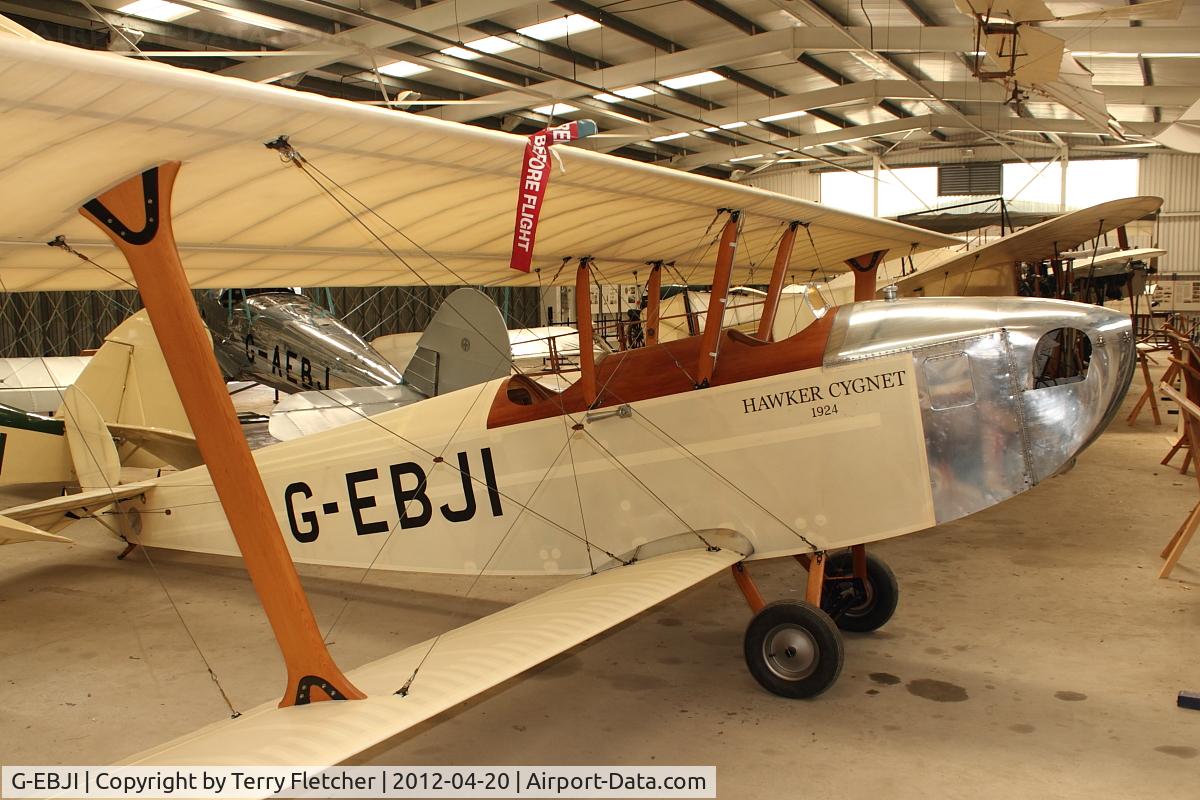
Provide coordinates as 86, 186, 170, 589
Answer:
1031, 328, 1091, 388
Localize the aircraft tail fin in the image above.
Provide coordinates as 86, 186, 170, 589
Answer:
401, 288, 512, 397
71, 309, 193, 437
61, 310, 197, 479
60, 384, 121, 491
1, 311, 198, 493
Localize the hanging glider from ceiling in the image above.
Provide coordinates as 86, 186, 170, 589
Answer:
1155, 96, 1200, 153
953, 0, 1183, 137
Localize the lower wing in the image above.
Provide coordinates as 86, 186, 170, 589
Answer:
121, 542, 742, 769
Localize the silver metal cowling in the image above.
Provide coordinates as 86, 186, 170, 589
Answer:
824, 297, 1136, 526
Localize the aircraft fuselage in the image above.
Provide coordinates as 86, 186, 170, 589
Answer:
118, 297, 1134, 575
199, 290, 402, 394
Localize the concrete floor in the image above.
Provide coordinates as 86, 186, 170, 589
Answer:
1, 379, 1197, 799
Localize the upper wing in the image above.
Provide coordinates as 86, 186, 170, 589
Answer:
119, 543, 742, 768
0, 37, 958, 291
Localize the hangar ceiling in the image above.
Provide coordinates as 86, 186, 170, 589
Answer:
3, 0, 1198, 178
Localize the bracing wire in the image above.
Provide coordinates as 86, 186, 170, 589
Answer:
18, 320, 241, 718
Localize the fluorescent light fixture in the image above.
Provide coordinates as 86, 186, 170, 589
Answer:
593, 86, 654, 103
221, 7, 288, 30
533, 103, 578, 115
118, 0, 192, 22
660, 71, 724, 89
517, 14, 599, 42
377, 60, 431, 78
615, 85, 654, 99
729, 154, 763, 162
473, 36, 521, 54
650, 132, 690, 142
441, 46, 479, 60
702, 121, 747, 132
758, 110, 807, 122
441, 36, 520, 60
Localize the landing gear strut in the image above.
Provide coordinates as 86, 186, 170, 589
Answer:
733, 545, 899, 698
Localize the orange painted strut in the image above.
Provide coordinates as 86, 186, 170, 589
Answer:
757, 221, 800, 341
80, 163, 364, 708
847, 250, 887, 303
696, 210, 740, 386
576, 257, 597, 407
731, 563, 765, 613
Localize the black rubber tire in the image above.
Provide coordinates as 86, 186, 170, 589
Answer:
823, 551, 899, 633
743, 600, 844, 699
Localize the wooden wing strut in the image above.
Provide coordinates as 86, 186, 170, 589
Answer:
757, 221, 800, 341
696, 211, 740, 387
79, 164, 364, 708
846, 249, 887, 302
576, 257, 597, 407
645, 261, 663, 346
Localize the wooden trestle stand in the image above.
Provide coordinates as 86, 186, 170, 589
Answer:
80, 163, 364, 707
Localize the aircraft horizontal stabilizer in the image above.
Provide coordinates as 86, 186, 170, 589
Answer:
120, 543, 742, 769
106, 423, 201, 470
3, 480, 156, 533
0, 514, 71, 546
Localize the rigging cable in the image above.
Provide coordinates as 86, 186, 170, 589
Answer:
11, 258, 240, 718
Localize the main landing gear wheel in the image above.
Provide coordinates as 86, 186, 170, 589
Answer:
822, 551, 899, 633
743, 600, 844, 699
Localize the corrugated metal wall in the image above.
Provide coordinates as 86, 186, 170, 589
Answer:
0, 286, 541, 358
743, 167, 821, 200
1139, 153, 1200, 273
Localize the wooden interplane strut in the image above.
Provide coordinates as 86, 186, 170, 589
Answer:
696, 211, 741, 387
576, 258, 597, 407
757, 221, 800, 341
79, 163, 364, 708
645, 261, 663, 346
846, 250, 887, 303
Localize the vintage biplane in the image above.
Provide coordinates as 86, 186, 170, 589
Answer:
0, 34, 1135, 770
817, 195, 1163, 304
